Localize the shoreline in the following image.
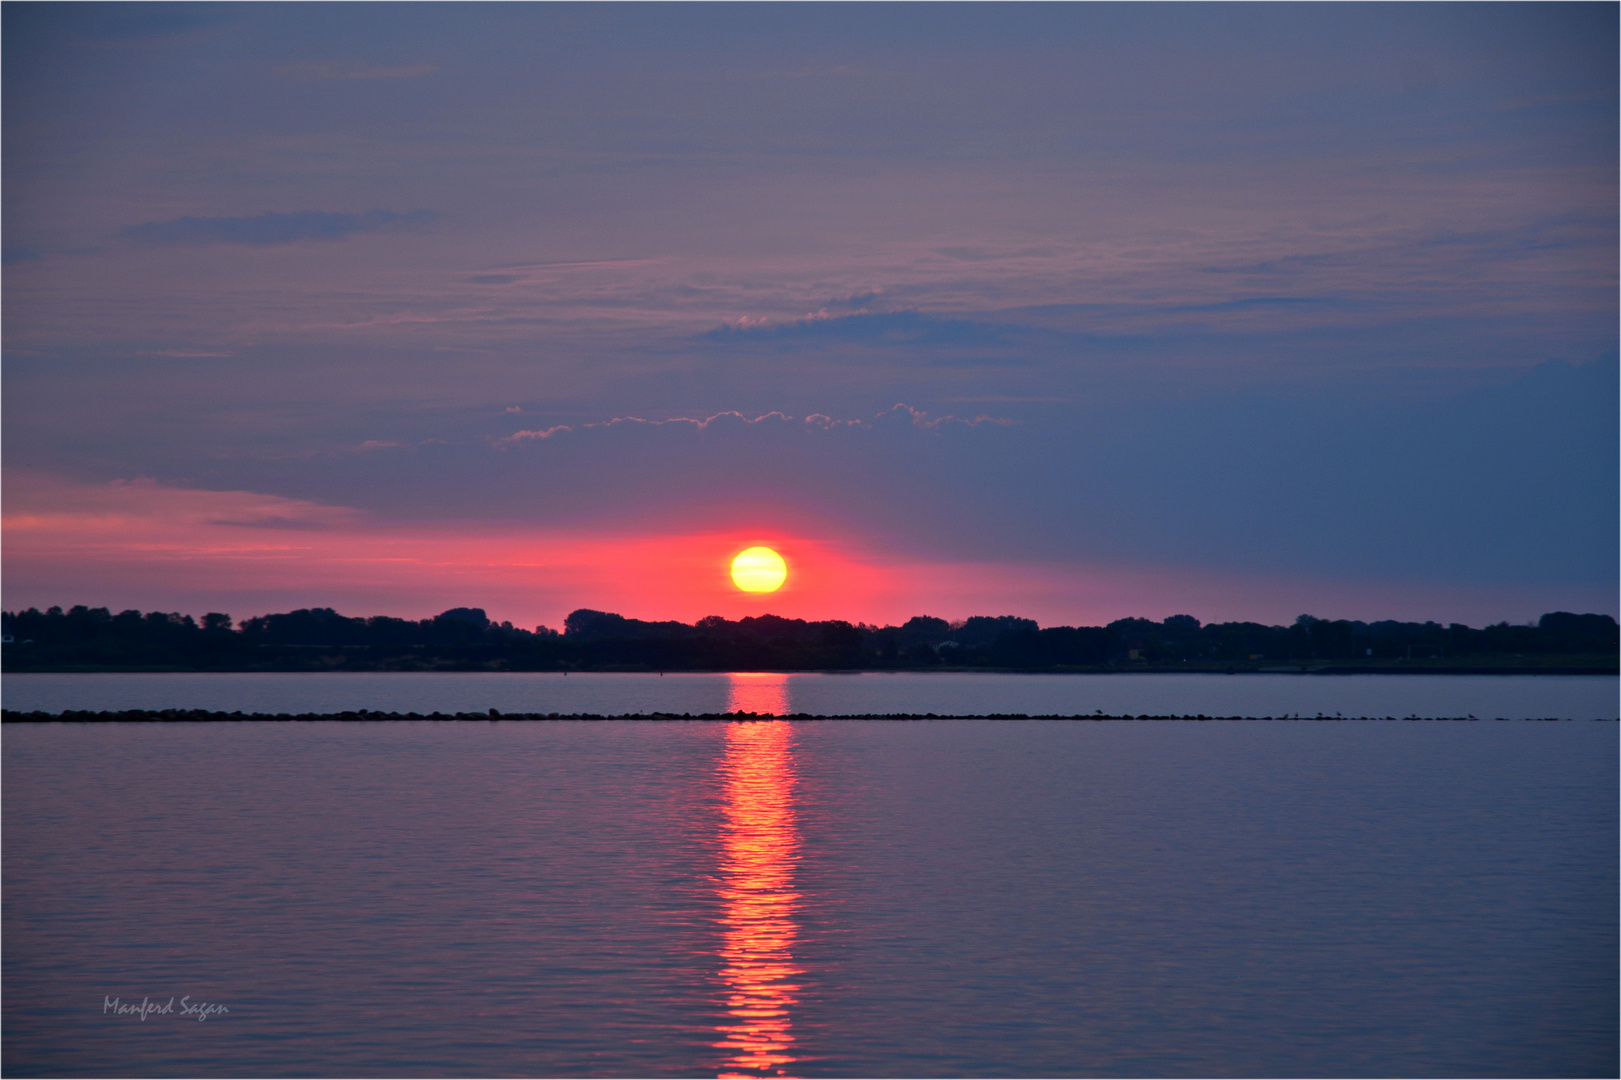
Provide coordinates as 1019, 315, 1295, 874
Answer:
4, 664, 1615, 676
4, 709, 1608, 723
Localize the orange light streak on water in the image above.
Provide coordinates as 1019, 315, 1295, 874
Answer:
713, 720, 803, 1079
725, 673, 792, 717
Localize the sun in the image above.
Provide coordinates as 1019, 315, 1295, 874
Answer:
730, 546, 787, 593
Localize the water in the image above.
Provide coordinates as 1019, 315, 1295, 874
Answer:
3, 670, 1617, 719
4, 719, 1616, 1077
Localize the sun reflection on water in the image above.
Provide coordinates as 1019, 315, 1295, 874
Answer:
725, 673, 791, 716
713, 720, 803, 1079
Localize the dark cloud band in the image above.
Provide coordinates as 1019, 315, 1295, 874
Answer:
119, 210, 436, 247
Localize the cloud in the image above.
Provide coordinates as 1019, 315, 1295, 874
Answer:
209, 515, 341, 531
705, 310, 1018, 348
119, 209, 437, 247
3, 470, 363, 532
1166, 296, 1348, 314
859, 404, 1019, 430
502, 425, 573, 443
582, 410, 796, 433
276, 61, 439, 82
496, 405, 1013, 445
823, 290, 882, 312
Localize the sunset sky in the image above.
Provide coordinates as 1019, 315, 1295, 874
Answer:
5, 3, 1616, 629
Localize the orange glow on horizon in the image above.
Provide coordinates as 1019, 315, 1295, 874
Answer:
5, 468, 1563, 630
2, 470, 902, 626
713, 719, 803, 1078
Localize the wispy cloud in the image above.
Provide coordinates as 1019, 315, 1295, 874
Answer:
706, 310, 1017, 347
3, 470, 363, 532
497, 404, 1013, 446
119, 209, 436, 247
502, 425, 573, 443
276, 61, 438, 82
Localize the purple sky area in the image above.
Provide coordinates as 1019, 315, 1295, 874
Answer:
4, 3, 1616, 628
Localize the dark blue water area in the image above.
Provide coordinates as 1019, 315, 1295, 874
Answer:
4, 720, 1616, 1077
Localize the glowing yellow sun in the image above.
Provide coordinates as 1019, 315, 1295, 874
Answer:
730, 546, 787, 593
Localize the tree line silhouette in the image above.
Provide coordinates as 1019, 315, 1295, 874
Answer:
3, 604, 1615, 672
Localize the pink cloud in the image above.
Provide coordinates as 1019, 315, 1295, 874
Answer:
500, 425, 572, 443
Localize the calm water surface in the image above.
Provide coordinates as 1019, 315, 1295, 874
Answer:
4, 670, 1616, 719
4, 717, 1615, 1077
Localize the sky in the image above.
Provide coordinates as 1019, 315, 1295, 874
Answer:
4, 2, 1616, 630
